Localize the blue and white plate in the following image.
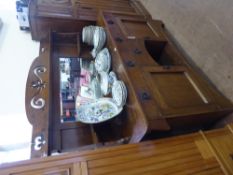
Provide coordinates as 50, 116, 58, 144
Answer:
75, 98, 123, 124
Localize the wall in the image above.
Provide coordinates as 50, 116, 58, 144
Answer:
0, 0, 39, 164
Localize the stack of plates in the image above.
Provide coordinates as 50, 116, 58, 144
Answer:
92, 27, 106, 58
82, 25, 107, 58
82, 25, 96, 45
95, 48, 111, 73
112, 80, 127, 107
99, 72, 111, 96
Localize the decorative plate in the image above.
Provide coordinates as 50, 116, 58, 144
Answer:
90, 78, 102, 99
112, 80, 127, 107
109, 71, 117, 85
99, 71, 110, 96
95, 48, 111, 73
75, 98, 123, 124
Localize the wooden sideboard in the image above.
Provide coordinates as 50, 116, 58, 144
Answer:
1, 124, 233, 175
97, 12, 233, 133
25, 0, 233, 158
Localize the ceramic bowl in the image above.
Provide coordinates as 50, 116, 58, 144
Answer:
92, 27, 106, 57
82, 25, 96, 45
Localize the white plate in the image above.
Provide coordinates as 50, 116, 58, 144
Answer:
76, 98, 123, 124
112, 80, 124, 107
95, 48, 111, 73
92, 27, 106, 57
109, 71, 117, 85
119, 81, 127, 105
90, 78, 102, 99
99, 71, 110, 96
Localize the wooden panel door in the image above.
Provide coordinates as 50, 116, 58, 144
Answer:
13, 162, 88, 175
115, 15, 165, 40
142, 66, 218, 117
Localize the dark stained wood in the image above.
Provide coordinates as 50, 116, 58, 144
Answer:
26, 1, 233, 159
97, 11, 233, 133
129, 0, 152, 19
25, 38, 51, 158
1, 125, 233, 175
28, 0, 140, 40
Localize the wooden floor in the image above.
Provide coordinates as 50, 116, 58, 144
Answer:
1, 124, 233, 175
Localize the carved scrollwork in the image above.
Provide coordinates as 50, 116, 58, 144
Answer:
30, 66, 46, 110
33, 66, 47, 88
30, 96, 45, 109
33, 134, 46, 151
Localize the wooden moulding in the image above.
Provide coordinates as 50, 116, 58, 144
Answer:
129, 0, 152, 19
25, 38, 51, 158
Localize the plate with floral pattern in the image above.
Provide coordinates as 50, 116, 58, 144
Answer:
75, 98, 123, 124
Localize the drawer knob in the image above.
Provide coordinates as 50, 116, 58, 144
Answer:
107, 20, 114, 25
126, 60, 135, 67
141, 92, 151, 100
134, 48, 142, 55
230, 153, 233, 160
115, 37, 123, 43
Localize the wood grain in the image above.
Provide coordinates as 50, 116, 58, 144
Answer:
1, 127, 232, 175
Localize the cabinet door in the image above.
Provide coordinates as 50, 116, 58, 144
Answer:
13, 162, 88, 175
114, 15, 164, 40
142, 66, 218, 116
